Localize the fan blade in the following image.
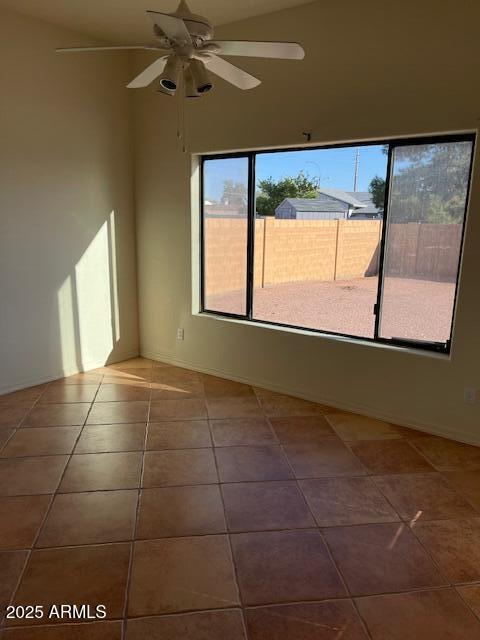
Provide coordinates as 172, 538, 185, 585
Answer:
57, 45, 164, 52
127, 56, 168, 88
203, 55, 260, 90
213, 40, 305, 60
147, 10, 191, 45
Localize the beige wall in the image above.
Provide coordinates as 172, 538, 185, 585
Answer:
0, 8, 139, 392
134, 0, 480, 444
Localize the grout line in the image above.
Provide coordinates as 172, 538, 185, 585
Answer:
0, 373, 107, 631
121, 381, 151, 640
454, 583, 480, 622
2, 359, 480, 635
265, 412, 374, 640
209, 417, 248, 637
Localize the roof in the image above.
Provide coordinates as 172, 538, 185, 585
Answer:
281, 198, 346, 213
279, 190, 380, 215
345, 191, 380, 215
317, 188, 366, 208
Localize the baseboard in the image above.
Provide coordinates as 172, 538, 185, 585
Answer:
0, 348, 139, 396
142, 347, 479, 447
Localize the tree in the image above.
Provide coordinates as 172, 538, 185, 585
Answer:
368, 142, 471, 223
368, 175, 386, 211
221, 179, 247, 208
255, 171, 319, 216
388, 142, 471, 223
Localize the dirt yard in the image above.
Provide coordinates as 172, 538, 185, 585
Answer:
206, 277, 456, 343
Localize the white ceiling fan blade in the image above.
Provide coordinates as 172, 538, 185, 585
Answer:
213, 41, 305, 60
56, 45, 165, 52
147, 10, 191, 45
127, 56, 168, 88
203, 55, 260, 90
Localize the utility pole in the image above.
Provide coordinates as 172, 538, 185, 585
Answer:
353, 148, 360, 191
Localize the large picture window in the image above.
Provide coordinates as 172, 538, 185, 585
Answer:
200, 134, 474, 353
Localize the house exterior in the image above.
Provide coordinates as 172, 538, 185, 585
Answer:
274, 188, 381, 220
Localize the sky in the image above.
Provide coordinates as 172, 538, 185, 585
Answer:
204, 144, 388, 202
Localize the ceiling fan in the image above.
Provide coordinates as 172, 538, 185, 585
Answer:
57, 0, 305, 97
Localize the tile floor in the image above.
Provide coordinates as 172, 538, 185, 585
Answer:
0, 357, 479, 639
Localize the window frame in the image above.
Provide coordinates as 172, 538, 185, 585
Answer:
199, 132, 475, 355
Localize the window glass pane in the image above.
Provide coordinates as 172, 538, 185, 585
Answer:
252, 145, 388, 337
202, 157, 249, 315
379, 141, 472, 344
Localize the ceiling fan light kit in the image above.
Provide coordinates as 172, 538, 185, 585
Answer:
159, 54, 183, 91
56, 0, 305, 98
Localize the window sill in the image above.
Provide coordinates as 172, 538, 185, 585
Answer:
194, 310, 451, 361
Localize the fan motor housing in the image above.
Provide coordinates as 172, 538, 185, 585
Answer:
153, 19, 213, 43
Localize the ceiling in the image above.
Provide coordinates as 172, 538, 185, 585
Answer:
0, 0, 314, 43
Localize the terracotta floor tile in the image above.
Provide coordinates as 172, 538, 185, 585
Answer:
0, 496, 51, 550
222, 481, 315, 532
0, 385, 47, 405
52, 372, 103, 385
259, 396, 327, 418
126, 610, 246, 640
0, 456, 68, 495
323, 523, 446, 596
109, 358, 154, 370
411, 435, 480, 471
40, 385, 99, 404
284, 440, 366, 478
103, 368, 152, 383
374, 472, 476, 521
269, 416, 333, 443
0, 405, 30, 429
150, 378, 204, 400
147, 421, 211, 450
231, 529, 345, 605
22, 403, 90, 428
412, 517, 480, 583
349, 439, 434, 474
300, 477, 399, 526
128, 536, 239, 616
444, 470, 480, 509
326, 413, 401, 441
202, 375, 254, 398
37, 490, 138, 547
75, 423, 146, 454
59, 452, 143, 492
206, 396, 263, 419
137, 485, 226, 538
87, 401, 149, 425
95, 384, 151, 402
1, 621, 123, 639
215, 446, 293, 482
0, 551, 28, 617
457, 584, 480, 618
10, 544, 130, 624
245, 600, 369, 640
149, 399, 207, 422
356, 589, 480, 640
210, 418, 277, 447
0, 429, 14, 449
1, 427, 81, 458
143, 449, 218, 487
151, 367, 199, 384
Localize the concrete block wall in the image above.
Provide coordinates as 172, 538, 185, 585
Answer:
204, 218, 382, 295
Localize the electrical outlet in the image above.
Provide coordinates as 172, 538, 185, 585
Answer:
464, 387, 477, 405
176, 328, 184, 341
